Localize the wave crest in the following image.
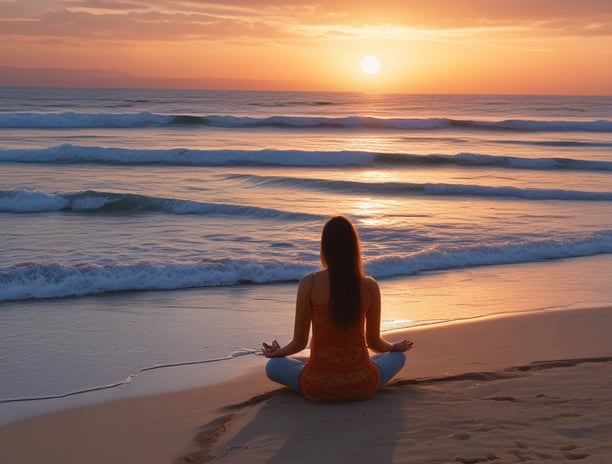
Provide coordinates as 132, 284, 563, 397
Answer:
0, 189, 325, 219
232, 174, 612, 201
0, 145, 374, 167
2, 145, 612, 172
1, 112, 610, 132
2, 231, 610, 302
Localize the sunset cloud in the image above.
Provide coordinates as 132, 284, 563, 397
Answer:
1, 0, 611, 93
3, 0, 611, 40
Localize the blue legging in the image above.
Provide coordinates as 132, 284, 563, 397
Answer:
265, 351, 406, 393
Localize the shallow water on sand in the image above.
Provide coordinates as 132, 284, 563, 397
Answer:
1, 253, 610, 426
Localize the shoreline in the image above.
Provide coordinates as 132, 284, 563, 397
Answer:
1, 305, 611, 463
0, 349, 264, 427
1, 299, 606, 428
2, 253, 611, 419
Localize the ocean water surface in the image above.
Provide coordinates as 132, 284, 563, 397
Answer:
1, 88, 611, 420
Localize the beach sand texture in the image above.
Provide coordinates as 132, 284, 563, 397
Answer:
1, 306, 611, 464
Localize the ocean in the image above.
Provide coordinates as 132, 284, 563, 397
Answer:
1, 88, 611, 422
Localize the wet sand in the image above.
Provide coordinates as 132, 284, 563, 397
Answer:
1, 306, 611, 463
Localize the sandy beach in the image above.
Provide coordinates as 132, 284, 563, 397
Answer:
1, 306, 611, 464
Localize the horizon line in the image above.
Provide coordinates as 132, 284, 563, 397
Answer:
1, 66, 610, 97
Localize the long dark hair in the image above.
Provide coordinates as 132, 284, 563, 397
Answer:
320, 216, 365, 330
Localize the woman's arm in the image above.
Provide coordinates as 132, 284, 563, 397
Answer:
262, 273, 312, 358
365, 277, 413, 353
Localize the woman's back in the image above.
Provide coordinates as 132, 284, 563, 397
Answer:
300, 271, 380, 401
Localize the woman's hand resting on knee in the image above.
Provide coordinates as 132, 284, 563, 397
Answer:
262, 340, 281, 358
391, 340, 414, 352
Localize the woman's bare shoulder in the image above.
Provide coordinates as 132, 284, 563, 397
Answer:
299, 270, 326, 287
362, 275, 380, 296
363, 275, 379, 288
304, 270, 329, 303
302, 269, 325, 279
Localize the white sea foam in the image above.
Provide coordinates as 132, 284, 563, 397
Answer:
0, 260, 314, 302
0, 190, 68, 212
2, 231, 610, 302
367, 232, 612, 278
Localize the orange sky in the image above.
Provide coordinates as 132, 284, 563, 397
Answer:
1, 0, 611, 94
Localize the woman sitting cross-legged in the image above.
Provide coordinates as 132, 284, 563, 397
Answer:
262, 215, 413, 401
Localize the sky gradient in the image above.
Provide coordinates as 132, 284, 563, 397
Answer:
1, 0, 611, 94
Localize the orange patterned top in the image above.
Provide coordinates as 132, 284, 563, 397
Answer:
300, 303, 380, 401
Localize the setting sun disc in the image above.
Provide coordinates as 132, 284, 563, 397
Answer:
361, 55, 381, 75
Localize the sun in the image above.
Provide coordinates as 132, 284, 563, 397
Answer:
361, 55, 381, 75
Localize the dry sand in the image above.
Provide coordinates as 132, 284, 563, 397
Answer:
1, 306, 611, 464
